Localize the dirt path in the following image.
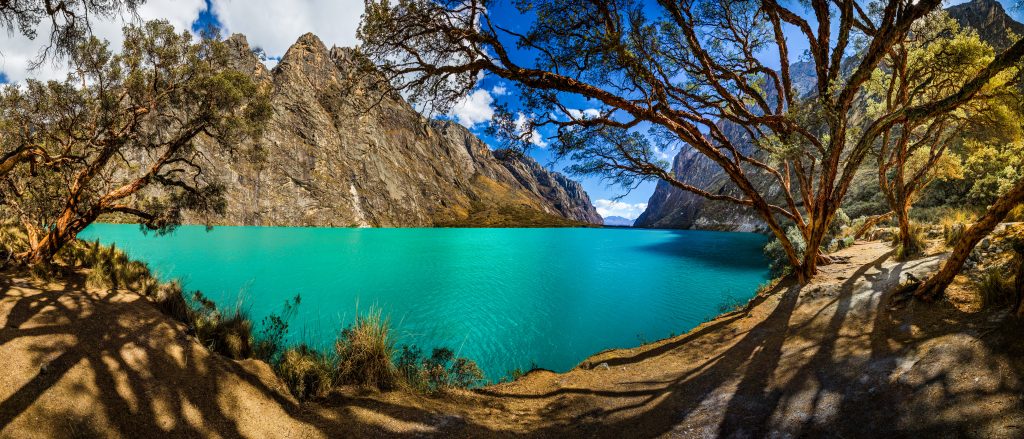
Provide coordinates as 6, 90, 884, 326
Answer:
2, 241, 1022, 438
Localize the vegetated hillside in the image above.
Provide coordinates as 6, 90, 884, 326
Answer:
188, 33, 601, 227
634, 0, 1017, 231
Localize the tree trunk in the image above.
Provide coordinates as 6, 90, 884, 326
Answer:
798, 209, 833, 282
895, 199, 920, 259
22, 209, 95, 266
854, 211, 893, 240
1015, 254, 1024, 317
916, 178, 1024, 301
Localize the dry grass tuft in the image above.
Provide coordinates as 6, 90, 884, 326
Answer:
893, 222, 928, 261
277, 345, 337, 400
335, 307, 398, 390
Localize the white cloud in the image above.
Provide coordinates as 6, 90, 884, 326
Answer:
449, 88, 495, 128
565, 108, 601, 120
491, 84, 507, 96
211, 0, 364, 67
0, 0, 206, 83
515, 112, 547, 148
594, 199, 648, 220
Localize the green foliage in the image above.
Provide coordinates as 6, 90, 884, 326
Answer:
829, 209, 851, 238
77, 242, 153, 292
962, 140, 1024, 205
0, 1, 141, 63
0, 222, 28, 266
334, 307, 399, 390
0, 19, 271, 265
716, 295, 747, 314
978, 267, 1016, 308
944, 223, 968, 248
1007, 204, 1024, 222
396, 346, 484, 393
763, 226, 806, 278
253, 294, 302, 363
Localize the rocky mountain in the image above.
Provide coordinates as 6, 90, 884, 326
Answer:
190, 33, 601, 227
602, 216, 635, 227
634, 0, 1019, 231
948, 0, 1024, 51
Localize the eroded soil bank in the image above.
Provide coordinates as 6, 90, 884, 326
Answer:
1, 240, 1022, 438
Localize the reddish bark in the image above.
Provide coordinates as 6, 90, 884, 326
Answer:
915, 178, 1024, 300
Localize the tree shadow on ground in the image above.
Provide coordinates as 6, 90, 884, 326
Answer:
0, 270, 370, 438
1, 248, 1021, 438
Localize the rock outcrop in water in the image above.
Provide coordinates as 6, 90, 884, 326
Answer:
190, 33, 600, 227
633, 0, 1020, 231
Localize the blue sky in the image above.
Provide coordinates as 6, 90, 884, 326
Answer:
2, 0, 1021, 219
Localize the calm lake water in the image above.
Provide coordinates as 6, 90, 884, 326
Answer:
79, 225, 769, 379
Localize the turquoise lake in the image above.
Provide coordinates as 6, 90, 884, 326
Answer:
79, 225, 769, 379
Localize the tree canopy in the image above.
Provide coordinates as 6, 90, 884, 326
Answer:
360, 0, 1024, 281
0, 20, 271, 265
1, 0, 144, 63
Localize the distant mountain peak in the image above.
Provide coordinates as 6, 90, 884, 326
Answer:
602, 216, 635, 227
948, 0, 1024, 51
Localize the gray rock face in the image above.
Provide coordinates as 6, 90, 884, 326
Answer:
947, 0, 1024, 51
632, 120, 771, 232
192, 33, 600, 227
634, 2, 1020, 231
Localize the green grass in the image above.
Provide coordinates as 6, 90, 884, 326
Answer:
978, 267, 1016, 308
893, 222, 928, 261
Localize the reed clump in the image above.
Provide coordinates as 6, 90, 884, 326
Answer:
334, 307, 399, 390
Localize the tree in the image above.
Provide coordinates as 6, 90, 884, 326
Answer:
360, 0, 1024, 282
866, 11, 1017, 259
0, 0, 144, 62
914, 176, 1024, 301
0, 20, 271, 265
1, 0, 146, 181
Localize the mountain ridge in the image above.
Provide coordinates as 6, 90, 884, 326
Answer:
186, 32, 601, 227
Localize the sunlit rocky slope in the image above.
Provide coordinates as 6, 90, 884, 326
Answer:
189, 33, 601, 227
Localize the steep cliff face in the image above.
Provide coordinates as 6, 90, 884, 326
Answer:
632, 121, 771, 232
948, 0, 1024, 51
634, 1, 1019, 231
193, 33, 600, 227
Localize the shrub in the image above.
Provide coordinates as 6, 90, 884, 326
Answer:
397, 345, 484, 393
1007, 203, 1024, 222
81, 242, 152, 292
829, 208, 851, 238
276, 344, 337, 401
153, 280, 192, 323
978, 267, 1015, 308
893, 222, 927, 261
716, 295, 747, 314
763, 226, 806, 278
944, 222, 967, 248
253, 294, 302, 363
0, 223, 28, 265
335, 307, 398, 390
191, 293, 254, 360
